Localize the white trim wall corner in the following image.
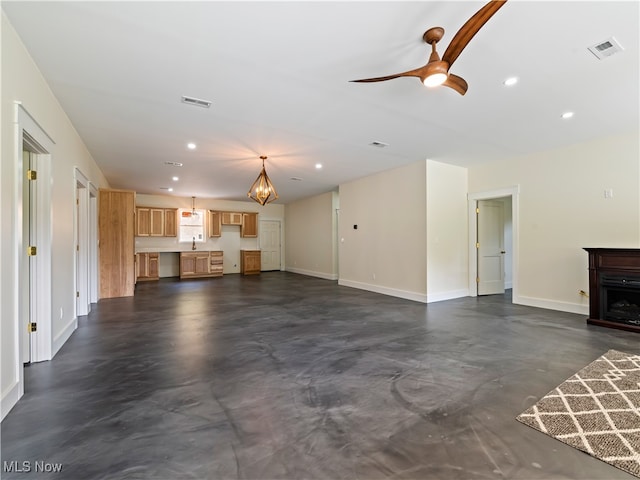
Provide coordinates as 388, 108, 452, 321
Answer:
468, 186, 520, 303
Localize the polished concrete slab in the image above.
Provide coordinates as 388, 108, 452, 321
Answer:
2, 272, 638, 479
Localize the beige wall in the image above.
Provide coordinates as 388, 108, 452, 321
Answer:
426, 160, 469, 302
468, 130, 640, 313
338, 160, 427, 302
1, 13, 109, 418
284, 191, 338, 280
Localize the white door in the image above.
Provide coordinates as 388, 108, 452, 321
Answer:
22, 151, 33, 363
260, 220, 281, 271
477, 200, 505, 295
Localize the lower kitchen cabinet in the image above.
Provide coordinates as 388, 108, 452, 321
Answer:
180, 251, 223, 279
241, 250, 261, 275
136, 252, 159, 281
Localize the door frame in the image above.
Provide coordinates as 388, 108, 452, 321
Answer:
75, 168, 92, 316
15, 103, 54, 367
468, 186, 520, 303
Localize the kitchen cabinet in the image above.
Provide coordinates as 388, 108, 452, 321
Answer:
241, 213, 258, 238
221, 212, 243, 225
99, 188, 136, 298
136, 207, 177, 237
241, 250, 261, 275
164, 208, 177, 237
209, 210, 221, 237
180, 251, 223, 279
136, 252, 159, 281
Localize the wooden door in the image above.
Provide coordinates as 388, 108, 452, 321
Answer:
477, 200, 505, 295
259, 220, 281, 271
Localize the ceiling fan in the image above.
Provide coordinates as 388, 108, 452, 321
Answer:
351, 0, 508, 95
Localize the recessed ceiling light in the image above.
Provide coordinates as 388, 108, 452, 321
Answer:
503, 76, 518, 86
187, 143, 196, 150
168, 188, 174, 192
315, 163, 323, 169
370, 141, 389, 148
172, 176, 179, 181
561, 111, 574, 119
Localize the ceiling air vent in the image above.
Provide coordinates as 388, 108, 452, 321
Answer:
181, 96, 212, 108
370, 141, 389, 148
588, 37, 624, 60
164, 161, 183, 167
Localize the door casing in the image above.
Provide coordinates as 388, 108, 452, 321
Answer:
468, 186, 520, 303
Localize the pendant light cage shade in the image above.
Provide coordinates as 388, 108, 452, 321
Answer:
248, 156, 279, 206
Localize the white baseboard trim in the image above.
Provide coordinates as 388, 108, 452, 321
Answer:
286, 267, 338, 281
1, 379, 22, 421
338, 279, 427, 303
426, 289, 470, 303
517, 295, 589, 315
52, 317, 78, 358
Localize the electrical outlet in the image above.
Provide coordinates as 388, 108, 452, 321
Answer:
604, 188, 614, 199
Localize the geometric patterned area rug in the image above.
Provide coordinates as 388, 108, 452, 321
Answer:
516, 349, 640, 478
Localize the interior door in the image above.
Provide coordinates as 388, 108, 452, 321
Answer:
477, 200, 505, 295
260, 220, 281, 271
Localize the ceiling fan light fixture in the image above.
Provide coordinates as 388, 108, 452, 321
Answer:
422, 61, 449, 87
248, 156, 279, 206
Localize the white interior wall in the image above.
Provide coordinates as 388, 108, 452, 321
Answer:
468, 130, 640, 313
338, 160, 427, 302
1, 13, 109, 420
426, 160, 469, 302
284, 191, 338, 280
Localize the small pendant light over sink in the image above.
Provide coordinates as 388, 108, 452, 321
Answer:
248, 155, 279, 205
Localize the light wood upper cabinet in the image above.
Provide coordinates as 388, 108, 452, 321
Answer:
136, 207, 151, 236
221, 211, 243, 225
99, 188, 135, 299
241, 213, 258, 238
150, 208, 164, 236
136, 207, 176, 237
209, 210, 221, 237
164, 208, 177, 237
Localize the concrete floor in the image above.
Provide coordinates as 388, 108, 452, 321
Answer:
1, 272, 638, 479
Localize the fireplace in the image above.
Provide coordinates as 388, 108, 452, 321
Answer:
584, 248, 640, 333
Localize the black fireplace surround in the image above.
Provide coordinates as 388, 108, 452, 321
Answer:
584, 248, 640, 333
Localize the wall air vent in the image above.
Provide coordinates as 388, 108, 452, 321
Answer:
370, 141, 389, 148
588, 37, 624, 60
164, 161, 183, 167
181, 96, 212, 108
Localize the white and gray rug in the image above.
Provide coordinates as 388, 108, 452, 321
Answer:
517, 349, 640, 478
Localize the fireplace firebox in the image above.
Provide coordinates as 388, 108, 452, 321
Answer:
584, 248, 640, 333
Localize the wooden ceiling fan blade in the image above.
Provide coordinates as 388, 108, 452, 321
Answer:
443, 74, 468, 95
442, 0, 508, 68
350, 66, 426, 83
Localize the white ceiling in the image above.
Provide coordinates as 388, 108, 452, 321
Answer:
3, 1, 639, 203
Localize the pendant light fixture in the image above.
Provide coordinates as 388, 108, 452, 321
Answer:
247, 155, 279, 205
191, 196, 200, 217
